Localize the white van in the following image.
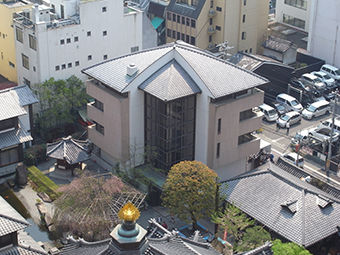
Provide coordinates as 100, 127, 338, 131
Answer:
318, 117, 340, 134
276, 93, 303, 112
320, 64, 340, 81
301, 100, 331, 119
258, 103, 278, 122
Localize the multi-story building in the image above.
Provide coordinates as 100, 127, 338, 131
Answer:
82, 41, 268, 181
165, 0, 268, 55
0, 85, 38, 176
12, 0, 157, 87
308, 0, 340, 67
275, 0, 311, 32
0, 0, 33, 83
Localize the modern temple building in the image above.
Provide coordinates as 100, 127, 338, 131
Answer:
82, 41, 269, 181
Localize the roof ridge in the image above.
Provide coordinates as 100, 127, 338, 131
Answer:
0, 212, 29, 227
0, 84, 27, 95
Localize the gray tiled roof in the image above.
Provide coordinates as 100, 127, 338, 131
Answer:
167, 0, 205, 19
261, 36, 294, 53
0, 196, 29, 237
0, 121, 33, 149
60, 236, 112, 255
0, 246, 48, 255
46, 136, 90, 165
220, 166, 340, 247
139, 60, 201, 101
0, 85, 38, 121
82, 41, 269, 100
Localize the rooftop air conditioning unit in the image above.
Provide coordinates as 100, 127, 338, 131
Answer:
207, 26, 215, 33
52, 20, 59, 28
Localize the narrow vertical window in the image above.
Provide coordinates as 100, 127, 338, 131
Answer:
216, 143, 220, 158
217, 118, 221, 134
243, 14, 246, 23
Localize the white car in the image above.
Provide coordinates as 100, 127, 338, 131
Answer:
277, 111, 301, 128
311, 71, 336, 89
282, 152, 304, 168
301, 73, 326, 91
301, 100, 331, 119
308, 126, 340, 143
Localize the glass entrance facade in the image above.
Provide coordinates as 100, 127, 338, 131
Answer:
144, 93, 196, 172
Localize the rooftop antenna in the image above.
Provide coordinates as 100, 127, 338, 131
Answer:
216, 40, 234, 60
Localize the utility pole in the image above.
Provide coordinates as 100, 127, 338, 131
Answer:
326, 90, 339, 171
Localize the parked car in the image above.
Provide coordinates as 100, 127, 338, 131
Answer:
272, 101, 288, 115
301, 100, 331, 119
282, 152, 304, 168
320, 64, 340, 81
258, 103, 278, 122
300, 73, 326, 91
322, 89, 336, 101
290, 78, 314, 93
277, 111, 301, 128
308, 126, 340, 142
318, 117, 340, 134
311, 71, 336, 89
276, 94, 303, 112
291, 130, 309, 148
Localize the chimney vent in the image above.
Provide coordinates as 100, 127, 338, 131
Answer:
127, 63, 137, 77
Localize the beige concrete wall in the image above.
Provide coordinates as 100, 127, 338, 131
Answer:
207, 88, 264, 170
86, 80, 130, 163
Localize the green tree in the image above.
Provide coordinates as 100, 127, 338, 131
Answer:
235, 226, 271, 252
211, 202, 254, 242
271, 239, 311, 255
161, 160, 218, 231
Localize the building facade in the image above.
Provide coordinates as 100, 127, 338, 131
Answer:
12, 0, 157, 87
0, 0, 33, 83
165, 0, 268, 55
82, 41, 268, 181
275, 0, 311, 32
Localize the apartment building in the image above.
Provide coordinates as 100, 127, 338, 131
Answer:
12, 0, 157, 87
82, 41, 268, 181
165, 0, 268, 56
0, 0, 33, 83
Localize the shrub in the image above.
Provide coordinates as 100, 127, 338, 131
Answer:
24, 144, 47, 166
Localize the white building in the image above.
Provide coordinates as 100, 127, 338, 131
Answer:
13, 0, 157, 87
275, 0, 311, 32
308, 0, 340, 67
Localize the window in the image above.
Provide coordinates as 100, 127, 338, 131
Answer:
9, 61, 15, 68
68, 62, 72, 68
66, 38, 71, 43
216, 6, 222, 11
103, 31, 107, 36
60, 39, 65, 45
243, 0, 246, 5
167, 29, 171, 37
177, 32, 180, 40
62, 64, 66, 69
172, 31, 176, 39
217, 118, 221, 134
284, 0, 307, 10
216, 143, 220, 158
192, 0, 199, 6
177, 15, 180, 23
209, 35, 212, 42
75, 61, 79, 66
167, 12, 171, 20
216, 25, 221, 31
250, 48, 252, 53
209, 18, 213, 25
283, 14, 306, 29
242, 31, 246, 40
131, 46, 139, 53
29, 35, 36, 50
103, 54, 108, 60
74, 36, 78, 42
182, 17, 185, 24
95, 121, 104, 135
191, 20, 196, 28
60, 4, 65, 18
181, 33, 185, 40
0, 118, 17, 131
33, 66, 36, 72
16, 28, 23, 43
55, 65, 60, 71
0, 146, 19, 166
88, 55, 92, 60
23, 78, 30, 88
102, 6, 107, 12
190, 36, 195, 45
242, 14, 245, 23
87, 31, 91, 36
22, 54, 29, 70
210, 0, 213, 8
94, 99, 104, 111
238, 133, 255, 145
186, 35, 189, 43
186, 18, 190, 26
173, 14, 176, 21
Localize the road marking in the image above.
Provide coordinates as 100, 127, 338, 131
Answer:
273, 137, 285, 142
271, 148, 340, 186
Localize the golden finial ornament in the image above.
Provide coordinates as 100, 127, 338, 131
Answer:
118, 201, 140, 222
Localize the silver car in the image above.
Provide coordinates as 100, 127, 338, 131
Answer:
277, 111, 301, 128
308, 126, 340, 142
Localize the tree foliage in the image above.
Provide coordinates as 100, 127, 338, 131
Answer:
52, 171, 141, 241
161, 160, 218, 230
236, 226, 271, 252
33, 75, 90, 138
271, 239, 311, 255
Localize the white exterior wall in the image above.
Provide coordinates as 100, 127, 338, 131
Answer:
308, 0, 340, 67
19, 105, 31, 134
275, 0, 311, 32
15, 0, 156, 86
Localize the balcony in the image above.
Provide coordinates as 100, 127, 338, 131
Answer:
207, 26, 216, 34
239, 108, 263, 135
208, 9, 217, 17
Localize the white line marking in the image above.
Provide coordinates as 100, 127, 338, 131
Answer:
273, 137, 285, 142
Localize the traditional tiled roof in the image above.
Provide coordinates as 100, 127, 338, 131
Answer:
82, 41, 269, 100
0, 120, 33, 149
46, 136, 90, 165
139, 60, 201, 101
60, 236, 112, 255
220, 165, 340, 247
0, 196, 29, 237
261, 36, 295, 53
0, 246, 48, 255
